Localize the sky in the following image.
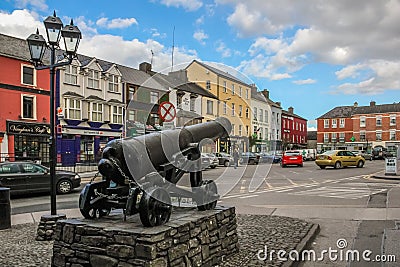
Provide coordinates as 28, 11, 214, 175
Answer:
1, 0, 400, 130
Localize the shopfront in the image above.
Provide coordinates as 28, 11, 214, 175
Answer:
6, 120, 50, 164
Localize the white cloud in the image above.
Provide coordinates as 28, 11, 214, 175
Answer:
293, 79, 316, 85
215, 41, 231, 58
14, 0, 48, 11
0, 9, 44, 39
158, 0, 203, 11
193, 30, 208, 45
96, 17, 138, 29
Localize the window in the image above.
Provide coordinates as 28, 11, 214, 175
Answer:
239, 105, 243, 117
231, 84, 235, 95
254, 107, 258, 120
246, 126, 249, 136
231, 124, 235, 135
22, 65, 35, 85
239, 86, 242, 97
296, 122, 298, 131
360, 116, 366, 127
108, 75, 119, 93
127, 109, 135, 121
90, 103, 103, 122
112, 106, 123, 124
0, 163, 21, 174
339, 133, 345, 142
390, 130, 396, 141
238, 125, 242, 136
376, 116, 382, 127
128, 86, 135, 101
390, 115, 396, 126
206, 80, 211, 90
22, 95, 35, 119
245, 108, 249, 118
65, 98, 81, 119
206, 100, 213, 114
88, 70, 100, 89
223, 101, 227, 114
283, 120, 286, 128
376, 131, 382, 141
190, 97, 196, 111
64, 65, 78, 85
331, 133, 337, 142
324, 119, 329, 128
150, 92, 159, 104
259, 128, 263, 139
264, 128, 268, 140
246, 89, 249, 99
332, 119, 337, 128
259, 109, 263, 122
265, 110, 268, 123
340, 118, 345, 128
177, 94, 183, 108
231, 103, 235, 116
223, 81, 226, 93
360, 131, 366, 141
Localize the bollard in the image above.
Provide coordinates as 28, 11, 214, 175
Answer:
0, 187, 11, 230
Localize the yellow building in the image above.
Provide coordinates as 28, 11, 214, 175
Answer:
185, 60, 252, 153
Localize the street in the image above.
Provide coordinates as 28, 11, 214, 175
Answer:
10, 160, 400, 266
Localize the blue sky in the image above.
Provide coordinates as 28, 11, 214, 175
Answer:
1, 0, 400, 130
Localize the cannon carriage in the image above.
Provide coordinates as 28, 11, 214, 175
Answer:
79, 117, 232, 227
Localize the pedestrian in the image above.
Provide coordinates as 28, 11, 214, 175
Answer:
233, 149, 239, 169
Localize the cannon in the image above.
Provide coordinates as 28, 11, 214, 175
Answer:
79, 117, 232, 227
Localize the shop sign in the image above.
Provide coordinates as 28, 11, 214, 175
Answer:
6, 121, 50, 136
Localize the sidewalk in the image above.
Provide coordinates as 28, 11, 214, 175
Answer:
372, 170, 400, 180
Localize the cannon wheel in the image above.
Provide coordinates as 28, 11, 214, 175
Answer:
197, 180, 218, 211
79, 187, 111, 219
139, 187, 172, 227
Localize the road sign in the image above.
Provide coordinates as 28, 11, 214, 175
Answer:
158, 101, 176, 122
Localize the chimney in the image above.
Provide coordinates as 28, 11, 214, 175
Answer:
354, 102, 358, 107
168, 69, 188, 82
275, 102, 281, 107
288, 107, 294, 114
261, 89, 270, 99
139, 62, 152, 73
370, 101, 376, 106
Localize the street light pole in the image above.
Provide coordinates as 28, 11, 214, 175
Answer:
27, 11, 81, 216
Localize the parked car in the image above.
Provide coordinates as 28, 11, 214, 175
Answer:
281, 150, 303, 167
201, 153, 218, 169
239, 152, 260, 165
0, 161, 81, 195
258, 152, 281, 163
301, 149, 317, 161
372, 146, 393, 160
213, 152, 234, 167
315, 150, 365, 169
356, 150, 373, 161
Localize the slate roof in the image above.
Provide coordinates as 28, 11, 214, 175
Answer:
251, 87, 267, 102
152, 74, 218, 99
318, 102, 400, 119
187, 60, 250, 87
117, 64, 167, 92
282, 109, 307, 121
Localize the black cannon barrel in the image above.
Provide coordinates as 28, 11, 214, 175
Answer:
99, 117, 232, 184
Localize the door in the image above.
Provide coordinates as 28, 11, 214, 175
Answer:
21, 163, 49, 192
345, 151, 358, 166
0, 163, 26, 193
61, 139, 76, 167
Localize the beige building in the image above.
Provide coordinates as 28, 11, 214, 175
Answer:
185, 60, 252, 153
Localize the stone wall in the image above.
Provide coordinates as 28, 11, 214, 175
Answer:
52, 206, 239, 267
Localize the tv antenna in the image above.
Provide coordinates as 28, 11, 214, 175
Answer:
150, 49, 154, 66
171, 26, 175, 72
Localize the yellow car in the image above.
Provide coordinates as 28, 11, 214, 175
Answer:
315, 150, 365, 169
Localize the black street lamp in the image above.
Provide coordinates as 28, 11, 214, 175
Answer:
27, 11, 81, 216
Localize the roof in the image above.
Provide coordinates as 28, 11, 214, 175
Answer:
117, 64, 167, 92
187, 60, 250, 87
152, 73, 218, 99
86, 95, 105, 102
251, 87, 267, 102
318, 102, 400, 119
63, 91, 84, 98
282, 109, 307, 121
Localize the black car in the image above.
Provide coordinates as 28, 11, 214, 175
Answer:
239, 152, 260, 165
0, 161, 81, 195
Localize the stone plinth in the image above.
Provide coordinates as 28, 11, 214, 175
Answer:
36, 214, 67, 241
52, 206, 239, 267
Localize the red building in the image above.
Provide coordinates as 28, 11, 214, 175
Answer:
317, 101, 400, 153
281, 107, 308, 149
0, 34, 50, 163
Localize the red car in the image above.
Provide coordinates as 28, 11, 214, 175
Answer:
281, 150, 303, 167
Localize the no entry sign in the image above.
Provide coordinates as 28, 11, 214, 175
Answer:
158, 101, 176, 122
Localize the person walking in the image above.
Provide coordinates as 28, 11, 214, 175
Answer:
233, 149, 239, 169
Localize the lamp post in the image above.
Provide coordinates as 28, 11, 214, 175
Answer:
27, 11, 81, 215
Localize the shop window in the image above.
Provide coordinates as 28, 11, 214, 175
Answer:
22, 65, 35, 85
21, 95, 36, 119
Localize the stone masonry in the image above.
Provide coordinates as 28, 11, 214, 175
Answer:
52, 206, 239, 267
